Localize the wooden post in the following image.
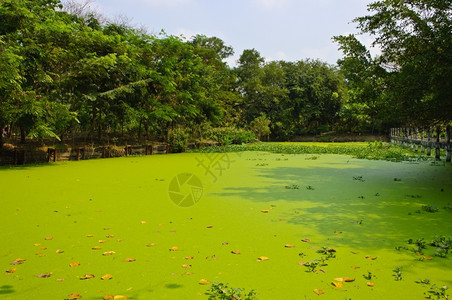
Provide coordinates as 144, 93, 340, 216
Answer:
435, 127, 441, 160
426, 128, 431, 156
446, 125, 451, 163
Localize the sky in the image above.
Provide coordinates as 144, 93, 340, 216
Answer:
90, 0, 377, 66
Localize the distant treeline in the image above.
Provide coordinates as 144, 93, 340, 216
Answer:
0, 0, 450, 150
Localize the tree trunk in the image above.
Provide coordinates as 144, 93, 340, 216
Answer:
0, 133, 3, 150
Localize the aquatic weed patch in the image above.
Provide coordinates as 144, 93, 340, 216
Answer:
190, 141, 428, 162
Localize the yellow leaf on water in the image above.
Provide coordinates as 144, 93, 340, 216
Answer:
67, 292, 82, 299
124, 258, 136, 262
169, 246, 179, 251
424, 256, 433, 260
344, 277, 355, 282
182, 264, 192, 269
351, 266, 360, 270
301, 238, 310, 242
86, 234, 94, 238
206, 225, 213, 228
231, 250, 241, 254
92, 246, 102, 250
69, 262, 80, 267
334, 230, 342, 234
34, 243, 42, 247
141, 221, 147, 224
10, 258, 26, 265
313, 289, 325, 295
103, 295, 114, 300
257, 256, 269, 262
80, 274, 95, 280
146, 243, 155, 247
41, 247, 47, 250
56, 249, 64, 254
199, 279, 211, 285
284, 244, 295, 248
113, 296, 129, 300
367, 282, 376, 287
261, 210, 269, 213
6, 268, 17, 274
298, 261, 307, 266
334, 277, 344, 282
185, 256, 194, 260
45, 237, 53, 240
102, 251, 116, 256
101, 274, 113, 280
106, 235, 115, 238
98, 240, 106, 244
56, 278, 65, 282
332, 281, 343, 288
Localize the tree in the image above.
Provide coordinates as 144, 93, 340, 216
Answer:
352, 0, 452, 126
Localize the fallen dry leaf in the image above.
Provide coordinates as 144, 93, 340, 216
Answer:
101, 274, 113, 280
34, 243, 42, 247
102, 251, 116, 256
344, 277, 355, 282
103, 295, 115, 300
56, 249, 64, 254
141, 221, 147, 224
284, 244, 295, 248
40, 247, 47, 250
424, 256, 433, 260
45, 237, 53, 240
146, 243, 155, 247
351, 266, 360, 270
332, 281, 343, 288
66, 292, 82, 299
35, 253, 46, 257
117, 239, 123, 242
169, 246, 179, 251
350, 251, 359, 254
98, 240, 106, 244
261, 209, 270, 213
80, 274, 95, 280
313, 289, 325, 295
104, 228, 111, 230
106, 235, 115, 238
113, 296, 129, 300
199, 279, 211, 285
124, 258, 136, 262
10, 258, 26, 265
298, 261, 307, 265
222, 242, 229, 245
301, 238, 311, 242
86, 234, 94, 238
367, 282, 376, 287
231, 250, 241, 254
257, 256, 269, 262
6, 268, 17, 274
56, 278, 65, 282
206, 225, 213, 228
182, 264, 192, 269
185, 256, 194, 260
334, 230, 342, 234
69, 262, 80, 267
36, 273, 52, 278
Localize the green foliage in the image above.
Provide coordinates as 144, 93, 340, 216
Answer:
168, 128, 189, 153
393, 266, 403, 281
425, 285, 449, 299
205, 127, 255, 145
250, 113, 271, 141
205, 282, 257, 300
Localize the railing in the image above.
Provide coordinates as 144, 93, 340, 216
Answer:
389, 126, 451, 162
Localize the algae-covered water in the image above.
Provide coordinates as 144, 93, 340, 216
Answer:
1, 151, 451, 299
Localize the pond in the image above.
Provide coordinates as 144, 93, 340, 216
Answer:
1, 150, 451, 299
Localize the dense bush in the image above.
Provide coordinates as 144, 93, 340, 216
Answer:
205, 127, 255, 145
168, 128, 189, 153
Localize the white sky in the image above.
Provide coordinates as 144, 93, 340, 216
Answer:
91, 0, 377, 66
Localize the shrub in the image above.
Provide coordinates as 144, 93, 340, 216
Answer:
206, 127, 255, 145
168, 128, 189, 153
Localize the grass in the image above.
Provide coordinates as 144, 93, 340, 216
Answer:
1, 144, 451, 299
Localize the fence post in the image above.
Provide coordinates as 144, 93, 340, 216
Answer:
446, 125, 451, 163
435, 127, 441, 160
